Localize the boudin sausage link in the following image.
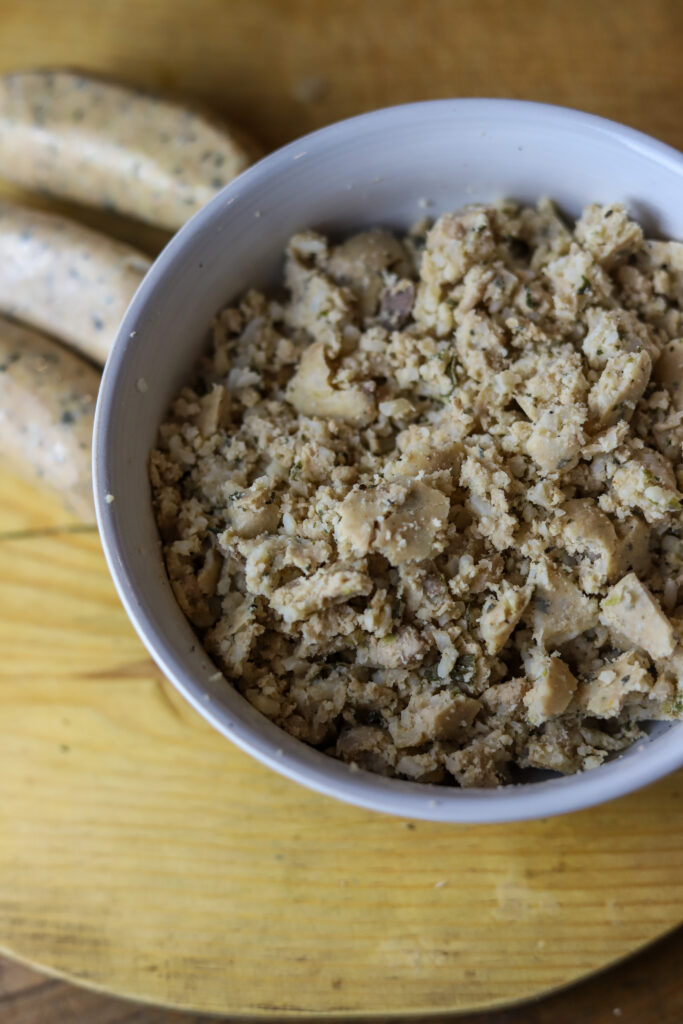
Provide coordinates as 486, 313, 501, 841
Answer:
0, 200, 150, 364
0, 71, 260, 232
0, 317, 99, 521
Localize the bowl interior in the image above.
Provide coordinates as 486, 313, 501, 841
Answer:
95, 99, 683, 822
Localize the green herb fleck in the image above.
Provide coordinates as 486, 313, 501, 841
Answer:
664, 696, 683, 717
452, 654, 476, 685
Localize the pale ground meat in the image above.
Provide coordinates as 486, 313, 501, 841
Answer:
150, 200, 683, 787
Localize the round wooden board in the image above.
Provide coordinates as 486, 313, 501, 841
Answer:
0, 0, 682, 1016
1, 467, 682, 1018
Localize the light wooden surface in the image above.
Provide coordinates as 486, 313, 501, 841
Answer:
2, 927, 683, 1024
1, 0, 683, 1018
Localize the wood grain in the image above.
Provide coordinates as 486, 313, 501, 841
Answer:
0, 0, 681, 157
1, 0, 683, 1017
3, 926, 683, 1024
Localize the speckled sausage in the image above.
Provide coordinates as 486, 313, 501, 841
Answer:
0, 318, 98, 521
0, 71, 259, 231
0, 200, 150, 364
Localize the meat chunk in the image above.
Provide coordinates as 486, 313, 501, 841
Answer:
242, 535, 331, 597
335, 479, 449, 565
576, 651, 653, 718
479, 582, 532, 654
523, 654, 578, 725
378, 279, 415, 328
574, 203, 644, 268
523, 719, 585, 775
526, 403, 587, 474
482, 677, 529, 717
385, 423, 463, 479
554, 499, 619, 593
269, 563, 372, 623
419, 206, 497, 288
286, 341, 376, 425
335, 726, 397, 776
388, 691, 481, 747
328, 229, 412, 318
443, 729, 514, 787
582, 307, 659, 368
544, 243, 612, 317
225, 478, 279, 539
587, 350, 651, 429
610, 447, 682, 523
375, 483, 450, 564
204, 593, 262, 675
529, 561, 599, 647
357, 627, 428, 669
600, 573, 674, 660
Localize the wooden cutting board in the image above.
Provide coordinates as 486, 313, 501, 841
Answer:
1, 0, 683, 1015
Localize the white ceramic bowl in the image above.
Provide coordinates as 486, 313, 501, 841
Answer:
94, 99, 683, 823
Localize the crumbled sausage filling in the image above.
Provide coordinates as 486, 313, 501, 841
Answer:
150, 200, 683, 787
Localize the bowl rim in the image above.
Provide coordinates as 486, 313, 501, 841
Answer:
94, 97, 683, 824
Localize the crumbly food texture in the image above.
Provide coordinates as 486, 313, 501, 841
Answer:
150, 200, 683, 787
